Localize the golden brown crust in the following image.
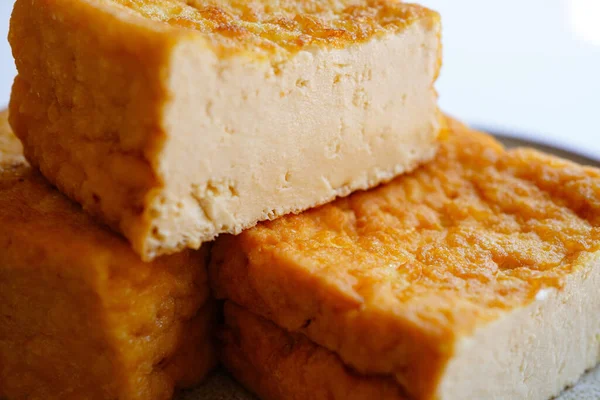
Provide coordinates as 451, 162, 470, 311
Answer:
0, 111, 216, 400
221, 302, 406, 400
210, 118, 600, 399
108, 0, 438, 57
9, 0, 173, 259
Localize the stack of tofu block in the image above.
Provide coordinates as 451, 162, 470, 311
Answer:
1, 1, 600, 399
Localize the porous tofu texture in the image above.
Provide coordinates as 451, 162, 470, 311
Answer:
211, 119, 600, 400
9, 0, 441, 260
0, 110, 216, 400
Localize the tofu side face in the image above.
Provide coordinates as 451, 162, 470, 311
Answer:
9, 0, 442, 260
221, 302, 406, 400
223, 273, 600, 400
439, 253, 600, 400
210, 122, 600, 399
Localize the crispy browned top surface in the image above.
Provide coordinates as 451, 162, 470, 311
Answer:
109, 0, 437, 55
221, 120, 600, 332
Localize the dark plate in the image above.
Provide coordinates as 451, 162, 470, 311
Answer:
486, 130, 600, 168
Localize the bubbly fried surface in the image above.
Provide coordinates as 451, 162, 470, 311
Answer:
0, 110, 215, 400
221, 302, 406, 400
211, 119, 600, 399
109, 0, 437, 56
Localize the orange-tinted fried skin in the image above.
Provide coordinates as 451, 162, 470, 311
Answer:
221, 302, 407, 400
0, 111, 216, 400
210, 119, 600, 399
105, 0, 437, 57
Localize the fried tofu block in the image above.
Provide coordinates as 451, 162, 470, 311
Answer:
9, 0, 442, 260
211, 119, 600, 400
0, 110, 216, 400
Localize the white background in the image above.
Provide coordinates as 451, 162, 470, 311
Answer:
0, 0, 599, 159
0, 0, 15, 111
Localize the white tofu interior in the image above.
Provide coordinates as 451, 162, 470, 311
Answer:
150, 19, 441, 256
439, 252, 600, 400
